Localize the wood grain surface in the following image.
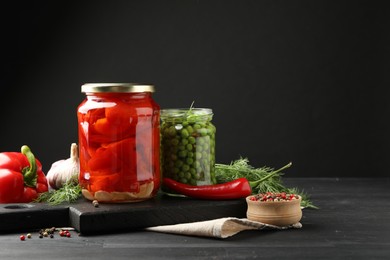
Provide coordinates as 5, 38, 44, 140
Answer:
0, 178, 389, 259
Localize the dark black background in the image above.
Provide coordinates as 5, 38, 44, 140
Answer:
1, 0, 389, 177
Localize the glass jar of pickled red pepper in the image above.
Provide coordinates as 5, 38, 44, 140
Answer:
77, 83, 160, 203
160, 108, 216, 189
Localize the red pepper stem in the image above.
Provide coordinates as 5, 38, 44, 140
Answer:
248, 162, 292, 188
21, 145, 38, 188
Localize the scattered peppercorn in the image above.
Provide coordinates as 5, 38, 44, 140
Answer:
19, 227, 75, 241
92, 200, 99, 207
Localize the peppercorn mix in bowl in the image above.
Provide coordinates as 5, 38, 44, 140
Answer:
246, 192, 302, 226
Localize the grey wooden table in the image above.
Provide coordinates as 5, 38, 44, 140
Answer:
0, 178, 389, 259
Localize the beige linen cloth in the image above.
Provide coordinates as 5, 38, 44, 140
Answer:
145, 217, 302, 239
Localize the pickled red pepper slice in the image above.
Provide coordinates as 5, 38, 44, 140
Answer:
89, 174, 121, 192
93, 104, 137, 136
86, 136, 158, 193
105, 102, 138, 124
82, 104, 139, 144
93, 117, 132, 137
88, 138, 136, 172
87, 137, 141, 192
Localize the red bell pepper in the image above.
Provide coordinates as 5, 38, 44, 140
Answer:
0, 145, 48, 203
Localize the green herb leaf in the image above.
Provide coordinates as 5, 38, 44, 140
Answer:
35, 181, 82, 205
215, 157, 318, 209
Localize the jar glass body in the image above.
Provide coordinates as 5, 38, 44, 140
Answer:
160, 108, 216, 188
77, 90, 160, 203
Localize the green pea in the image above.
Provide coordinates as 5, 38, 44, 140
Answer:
171, 138, 179, 146
186, 157, 194, 165
194, 173, 201, 180
163, 127, 171, 137
180, 178, 188, 184
186, 144, 193, 151
195, 161, 201, 169
195, 152, 202, 159
181, 138, 189, 145
198, 128, 208, 136
193, 124, 201, 130
168, 126, 176, 136
178, 171, 185, 178
188, 151, 194, 158
188, 136, 196, 144
186, 125, 194, 134
178, 145, 185, 151
182, 164, 190, 172
207, 125, 215, 135
185, 172, 191, 179
178, 150, 187, 158
175, 160, 183, 168
181, 129, 189, 138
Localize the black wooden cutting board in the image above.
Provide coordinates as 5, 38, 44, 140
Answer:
0, 193, 247, 234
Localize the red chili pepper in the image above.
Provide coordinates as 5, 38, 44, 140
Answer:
162, 162, 293, 200
163, 177, 252, 200
0, 145, 48, 203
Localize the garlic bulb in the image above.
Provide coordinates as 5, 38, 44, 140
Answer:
46, 143, 80, 190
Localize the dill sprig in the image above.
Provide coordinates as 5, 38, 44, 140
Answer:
215, 158, 318, 209
35, 181, 82, 206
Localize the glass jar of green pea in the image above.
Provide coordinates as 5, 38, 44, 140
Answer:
160, 108, 216, 188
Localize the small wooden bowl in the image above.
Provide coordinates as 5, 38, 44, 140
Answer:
246, 195, 302, 226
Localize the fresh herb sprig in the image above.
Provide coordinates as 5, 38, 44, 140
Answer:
215, 158, 318, 209
35, 181, 82, 205
185, 101, 209, 122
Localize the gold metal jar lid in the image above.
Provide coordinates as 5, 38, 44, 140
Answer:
81, 83, 155, 93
